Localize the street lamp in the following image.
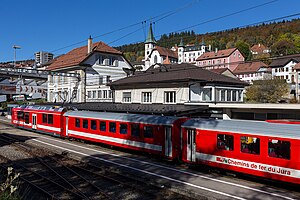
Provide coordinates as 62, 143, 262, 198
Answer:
13, 45, 21, 68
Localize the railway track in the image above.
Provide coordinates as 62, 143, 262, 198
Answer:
0, 133, 195, 200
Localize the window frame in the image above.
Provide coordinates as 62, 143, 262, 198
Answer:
48, 114, 53, 124
240, 136, 260, 155
217, 134, 234, 151
119, 123, 128, 134
109, 122, 116, 133
83, 119, 88, 129
131, 123, 140, 137
99, 121, 106, 132
91, 120, 97, 130
144, 126, 154, 138
75, 118, 81, 128
268, 139, 290, 160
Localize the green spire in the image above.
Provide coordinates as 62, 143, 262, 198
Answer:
145, 23, 156, 44
178, 37, 185, 47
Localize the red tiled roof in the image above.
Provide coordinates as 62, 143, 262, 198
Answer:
293, 63, 300, 70
233, 61, 268, 74
48, 41, 122, 71
153, 46, 178, 59
250, 44, 269, 53
208, 68, 228, 74
196, 48, 237, 61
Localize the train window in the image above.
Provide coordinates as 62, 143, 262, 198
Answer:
120, 123, 127, 134
100, 121, 106, 132
109, 122, 116, 133
75, 118, 81, 128
144, 126, 154, 138
24, 112, 30, 124
268, 139, 290, 160
91, 120, 97, 130
131, 124, 140, 137
17, 111, 24, 120
217, 134, 234, 151
83, 119, 88, 129
241, 136, 260, 155
42, 114, 47, 123
48, 114, 53, 124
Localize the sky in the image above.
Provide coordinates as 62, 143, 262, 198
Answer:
0, 0, 300, 62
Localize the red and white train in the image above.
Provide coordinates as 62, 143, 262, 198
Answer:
11, 105, 300, 185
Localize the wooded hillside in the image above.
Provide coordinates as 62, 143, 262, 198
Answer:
115, 19, 300, 62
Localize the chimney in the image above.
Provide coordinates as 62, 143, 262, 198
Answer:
215, 48, 218, 54
88, 35, 92, 54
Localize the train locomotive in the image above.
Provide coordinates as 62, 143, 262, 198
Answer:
11, 105, 300, 184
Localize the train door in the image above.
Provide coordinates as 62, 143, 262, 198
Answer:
32, 114, 37, 130
165, 127, 172, 157
65, 117, 69, 137
187, 129, 196, 162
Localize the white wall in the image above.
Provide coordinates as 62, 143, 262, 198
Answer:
114, 87, 189, 104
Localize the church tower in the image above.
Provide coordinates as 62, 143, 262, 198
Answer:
144, 23, 156, 62
178, 37, 185, 64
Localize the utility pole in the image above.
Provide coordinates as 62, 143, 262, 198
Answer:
13, 45, 21, 68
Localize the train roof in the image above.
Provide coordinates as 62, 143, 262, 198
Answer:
64, 110, 181, 126
182, 118, 300, 140
13, 105, 65, 112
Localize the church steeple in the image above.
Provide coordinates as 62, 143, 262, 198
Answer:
178, 37, 185, 47
145, 23, 156, 44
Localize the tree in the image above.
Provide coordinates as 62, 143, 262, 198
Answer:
245, 79, 289, 103
235, 40, 250, 60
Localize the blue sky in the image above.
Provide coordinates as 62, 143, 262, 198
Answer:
0, 0, 299, 62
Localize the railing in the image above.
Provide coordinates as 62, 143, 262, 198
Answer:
0, 67, 80, 79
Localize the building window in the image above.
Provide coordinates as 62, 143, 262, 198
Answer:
226, 90, 232, 101
164, 91, 176, 103
98, 90, 102, 99
87, 91, 92, 99
106, 76, 111, 83
201, 88, 212, 101
99, 76, 103, 85
83, 119, 88, 129
109, 122, 116, 133
108, 90, 113, 99
154, 55, 158, 63
120, 123, 128, 134
217, 134, 234, 151
268, 139, 290, 160
100, 121, 106, 132
91, 120, 97, 130
144, 126, 154, 138
241, 136, 260, 155
75, 118, 80, 128
142, 92, 152, 103
123, 92, 131, 102
103, 90, 108, 98
92, 91, 96, 99
131, 124, 140, 137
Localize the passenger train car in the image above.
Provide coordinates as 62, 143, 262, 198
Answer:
11, 105, 186, 160
181, 119, 300, 184
11, 105, 300, 184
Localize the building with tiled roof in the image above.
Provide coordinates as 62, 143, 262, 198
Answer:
269, 54, 300, 84
196, 48, 244, 71
250, 43, 270, 59
47, 37, 132, 103
233, 61, 270, 84
111, 63, 247, 105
